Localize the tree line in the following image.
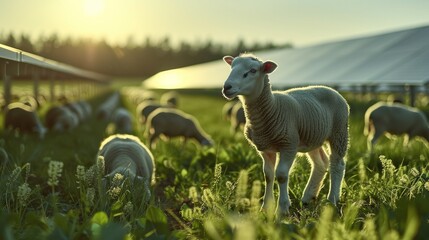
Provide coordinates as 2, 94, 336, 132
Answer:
0, 33, 292, 78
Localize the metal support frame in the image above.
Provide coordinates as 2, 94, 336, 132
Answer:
3, 61, 11, 108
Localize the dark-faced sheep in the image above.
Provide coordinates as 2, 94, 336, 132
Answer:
146, 108, 213, 149
222, 54, 349, 216
364, 101, 429, 151
4, 102, 47, 139
160, 91, 179, 108
136, 102, 164, 125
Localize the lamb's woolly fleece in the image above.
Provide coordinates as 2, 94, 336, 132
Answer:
244, 77, 349, 153
98, 134, 155, 185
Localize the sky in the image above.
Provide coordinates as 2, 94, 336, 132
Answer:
1, 0, 429, 48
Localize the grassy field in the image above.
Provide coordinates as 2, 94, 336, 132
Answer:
1, 84, 429, 239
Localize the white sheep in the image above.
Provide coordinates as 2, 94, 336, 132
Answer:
77, 101, 92, 120
145, 108, 213, 149
4, 102, 47, 139
111, 107, 133, 134
97, 134, 155, 199
364, 101, 429, 150
45, 105, 79, 132
222, 54, 349, 216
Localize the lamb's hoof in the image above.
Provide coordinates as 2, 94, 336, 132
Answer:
322, 200, 343, 217
275, 209, 290, 221
301, 196, 317, 208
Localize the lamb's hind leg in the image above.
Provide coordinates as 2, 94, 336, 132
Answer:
302, 147, 329, 204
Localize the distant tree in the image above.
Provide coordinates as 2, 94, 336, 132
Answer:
0, 32, 292, 77
17, 34, 34, 53
4, 33, 17, 48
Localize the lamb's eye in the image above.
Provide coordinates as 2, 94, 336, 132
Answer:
250, 68, 257, 73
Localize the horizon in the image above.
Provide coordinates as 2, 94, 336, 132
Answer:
1, 0, 429, 48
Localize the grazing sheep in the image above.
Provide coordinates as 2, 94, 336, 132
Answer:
136, 102, 165, 124
20, 95, 39, 110
96, 92, 120, 121
364, 101, 429, 150
111, 108, 133, 134
146, 108, 213, 149
160, 91, 179, 108
4, 102, 47, 139
77, 101, 92, 120
97, 134, 155, 198
230, 102, 246, 134
45, 105, 79, 132
222, 54, 349, 216
64, 102, 85, 123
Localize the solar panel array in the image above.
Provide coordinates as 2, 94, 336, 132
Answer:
0, 43, 108, 82
143, 25, 429, 90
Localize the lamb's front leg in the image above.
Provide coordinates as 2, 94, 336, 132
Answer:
276, 149, 297, 216
260, 150, 276, 212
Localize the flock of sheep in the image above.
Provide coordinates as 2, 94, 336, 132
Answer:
2, 53, 429, 218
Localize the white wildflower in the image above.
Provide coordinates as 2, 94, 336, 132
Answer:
47, 161, 64, 187
17, 182, 31, 207
189, 186, 198, 203
86, 188, 95, 206
76, 165, 86, 183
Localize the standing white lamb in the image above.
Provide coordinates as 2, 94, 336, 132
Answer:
145, 108, 213, 149
364, 101, 429, 151
222, 54, 349, 216
97, 134, 155, 199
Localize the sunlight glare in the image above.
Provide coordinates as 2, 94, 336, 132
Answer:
144, 70, 186, 89
84, 0, 104, 17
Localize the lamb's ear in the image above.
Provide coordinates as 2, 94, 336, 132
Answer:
262, 61, 277, 74
223, 56, 234, 66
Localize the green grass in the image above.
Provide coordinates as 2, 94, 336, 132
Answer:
1, 87, 429, 239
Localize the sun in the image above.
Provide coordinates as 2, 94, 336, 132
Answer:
84, 0, 104, 17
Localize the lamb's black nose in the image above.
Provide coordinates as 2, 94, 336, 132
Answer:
223, 84, 232, 91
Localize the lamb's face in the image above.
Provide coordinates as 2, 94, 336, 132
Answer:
222, 55, 277, 100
